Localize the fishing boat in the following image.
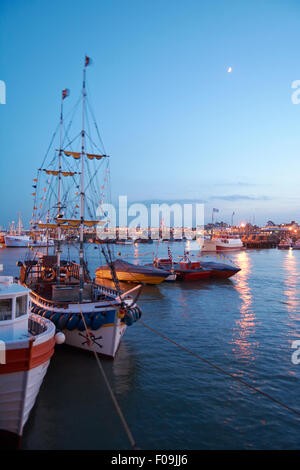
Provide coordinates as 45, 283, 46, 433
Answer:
96, 259, 170, 285
0, 275, 62, 449
278, 238, 293, 249
215, 236, 243, 251
17, 57, 142, 359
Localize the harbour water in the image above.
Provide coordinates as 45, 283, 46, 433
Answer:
0, 243, 299, 449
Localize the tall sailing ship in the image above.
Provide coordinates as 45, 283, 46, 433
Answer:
17, 57, 142, 358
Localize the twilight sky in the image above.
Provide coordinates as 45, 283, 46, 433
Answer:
1, 0, 300, 228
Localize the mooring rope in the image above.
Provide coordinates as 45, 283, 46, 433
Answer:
138, 320, 300, 418
79, 311, 138, 449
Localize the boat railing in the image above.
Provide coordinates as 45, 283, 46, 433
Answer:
24, 259, 91, 282
93, 282, 119, 298
30, 282, 119, 307
30, 290, 69, 309
69, 262, 80, 280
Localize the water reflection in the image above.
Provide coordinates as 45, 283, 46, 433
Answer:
283, 249, 300, 314
232, 251, 256, 360
112, 341, 136, 396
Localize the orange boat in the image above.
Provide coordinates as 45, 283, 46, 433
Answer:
96, 259, 170, 284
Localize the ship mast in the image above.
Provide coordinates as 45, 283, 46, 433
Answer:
56, 95, 63, 283
79, 58, 88, 302
56, 88, 69, 283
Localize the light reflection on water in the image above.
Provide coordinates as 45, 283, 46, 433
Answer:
283, 250, 300, 346
232, 251, 257, 361
283, 249, 300, 314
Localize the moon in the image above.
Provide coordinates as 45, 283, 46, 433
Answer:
227, 66, 232, 73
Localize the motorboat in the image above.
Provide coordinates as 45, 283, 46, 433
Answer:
215, 236, 244, 251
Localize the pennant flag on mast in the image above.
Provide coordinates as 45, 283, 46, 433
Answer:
85, 56, 92, 67
62, 88, 70, 100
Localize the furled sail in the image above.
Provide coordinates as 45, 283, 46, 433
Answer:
86, 153, 107, 160
63, 151, 81, 159
55, 218, 105, 227
43, 170, 77, 176
63, 150, 108, 160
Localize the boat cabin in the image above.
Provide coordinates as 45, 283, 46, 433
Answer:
153, 258, 172, 268
0, 277, 30, 341
178, 261, 201, 270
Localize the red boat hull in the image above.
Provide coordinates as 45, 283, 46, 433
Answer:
175, 270, 212, 281
210, 269, 238, 279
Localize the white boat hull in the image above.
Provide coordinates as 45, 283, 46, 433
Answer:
5, 236, 54, 248
0, 303, 56, 448
63, 322, 127, 358
215, 238, 244, 251
29, 293, 140, 359
0, 361, 50, 438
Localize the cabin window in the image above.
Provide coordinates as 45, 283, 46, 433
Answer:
16, 295, 27, 318
0, 298, 12, 321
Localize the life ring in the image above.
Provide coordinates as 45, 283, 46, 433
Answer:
58, 266, 70, 283
41, 267, 56, 282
